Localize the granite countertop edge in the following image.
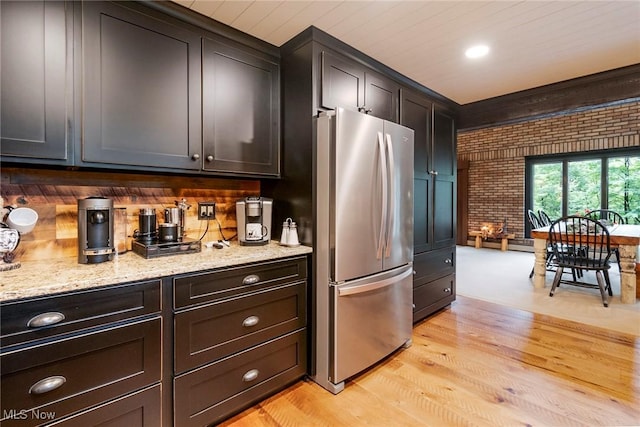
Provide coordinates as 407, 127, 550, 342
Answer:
0, 241, 312, 303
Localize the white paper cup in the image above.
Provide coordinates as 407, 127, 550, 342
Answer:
7, 207, 38, 234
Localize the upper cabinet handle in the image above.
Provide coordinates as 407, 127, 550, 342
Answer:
29, 376, 66, 395
206, 155, 214, 162
429, 170, 438, 176
242, 274, 260, 285
191, 154, 200, 161
27, 312, 65, 328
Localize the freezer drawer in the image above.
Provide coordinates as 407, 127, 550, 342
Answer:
331, 265, 413, 384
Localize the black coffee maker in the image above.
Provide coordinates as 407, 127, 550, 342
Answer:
77, 196, 115, 264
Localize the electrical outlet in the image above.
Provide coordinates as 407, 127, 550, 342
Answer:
198, 202, 216, 220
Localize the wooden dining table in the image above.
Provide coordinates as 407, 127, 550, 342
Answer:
531, 224, 640, 304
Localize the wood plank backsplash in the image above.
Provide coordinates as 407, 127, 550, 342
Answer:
1, 167, 260, 261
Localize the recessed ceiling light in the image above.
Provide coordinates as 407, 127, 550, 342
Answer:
465, 45, 489, 59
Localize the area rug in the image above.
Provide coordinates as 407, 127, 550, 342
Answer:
455, 245, 640, 336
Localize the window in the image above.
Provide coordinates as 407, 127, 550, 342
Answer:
526, 150, 640, 235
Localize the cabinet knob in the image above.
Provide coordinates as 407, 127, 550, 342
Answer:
443, 288, 451, 293
191, 154, 200, 161
242, 274, 260, 285
242, 315, 260, 327
358, 106, 373, 114
27, 312, 65, 328
29, 376, 66, 395
206, 155, 214, 162
444, 258, 452, 264
242, 369, 259, 382
429, 170, 439, 176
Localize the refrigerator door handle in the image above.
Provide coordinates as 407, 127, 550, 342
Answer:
376, 131, 388, 260
337, 266, 413, 296
384, 133, 395, 258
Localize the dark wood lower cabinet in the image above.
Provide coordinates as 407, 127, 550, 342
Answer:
413, 247, 456, 322
47, 385, 161, 427
172, 256, 309, 426
174, 281, 307, 373
174, 329, 307, 427
0, 255, 309, 426
0, 317, 161, 427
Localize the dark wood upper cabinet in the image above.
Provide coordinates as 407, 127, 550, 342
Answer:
0, 1, 72, 164
202, 39, 280, 176
320, 50, 364, 112
320, 50, 398, 122
364, 71, 399, 122
80, 1, 201, 171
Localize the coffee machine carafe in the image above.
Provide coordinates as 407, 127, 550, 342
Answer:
78, 196, 115, 264
236, 197, 272, 246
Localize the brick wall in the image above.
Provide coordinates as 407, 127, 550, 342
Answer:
458, 100, 640, 245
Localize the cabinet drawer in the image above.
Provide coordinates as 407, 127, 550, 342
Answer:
413, 247, 455, 285
174, 257, 307, 309
175, 281, 306, 374
1, 280, 161, 347
0, 317, 161, 427
175, 282, 306, 373
174, 329, 306, 427
47, 384, 161, 427
413, 275, 455, 323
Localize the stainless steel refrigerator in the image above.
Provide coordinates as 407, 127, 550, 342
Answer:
313, 107, 414, 394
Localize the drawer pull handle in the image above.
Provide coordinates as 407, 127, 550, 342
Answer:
27, 312, 66, 328
242, 316, 260, 327
444, 258, 452, 264
242, 274, 260, 285
29, 376, 66, 395
242, 369, 259, 382
443, 288, 451, 293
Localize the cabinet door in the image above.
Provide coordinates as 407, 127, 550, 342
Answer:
364, 71, 399, 122
81, 2, 201, 170
320, 51, 364, 112
0, 1, 71, 163
432, 108, 456, 249
202, 39, 280, 176
401, 90, 432, 253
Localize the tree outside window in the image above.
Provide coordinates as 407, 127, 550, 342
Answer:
528, 151, 640, 231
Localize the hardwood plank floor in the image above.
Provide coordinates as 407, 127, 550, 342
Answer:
220, 296, 639, 427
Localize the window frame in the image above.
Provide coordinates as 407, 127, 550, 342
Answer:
525, 148, 640, 236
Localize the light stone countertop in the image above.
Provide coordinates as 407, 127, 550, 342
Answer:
0, 241, 312, 303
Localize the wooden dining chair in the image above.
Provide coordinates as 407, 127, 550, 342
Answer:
585, 209, 626, 271
585, 209, 626, 225
537, 210, 552, 226
527, 209, 559, 278
548, 216, 613, 307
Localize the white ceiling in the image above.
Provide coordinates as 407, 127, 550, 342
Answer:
171, 0, 640, 105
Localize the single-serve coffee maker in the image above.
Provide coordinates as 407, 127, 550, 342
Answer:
78, 196, 115, 264
236, 197, 272, 246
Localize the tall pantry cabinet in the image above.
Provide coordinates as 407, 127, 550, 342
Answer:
401, 91, 457, 323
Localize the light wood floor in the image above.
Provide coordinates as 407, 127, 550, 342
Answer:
220, 296, 639, 426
